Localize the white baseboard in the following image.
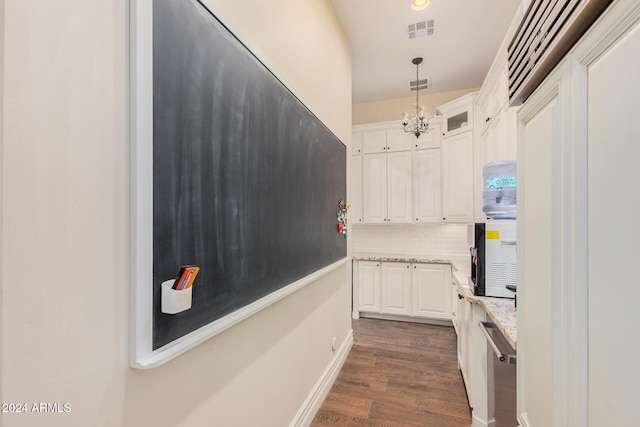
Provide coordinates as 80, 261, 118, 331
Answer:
289, 330, 354, 427
472, 413, 493, 427
517, 413, 531, 427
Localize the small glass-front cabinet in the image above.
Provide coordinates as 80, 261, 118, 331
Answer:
438, 92, 476, 138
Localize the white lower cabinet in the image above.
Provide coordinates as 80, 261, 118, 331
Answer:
381, 262, 411, 315
358, 261, 381, 313
457, 290, 470, 386
355, 260, 451, 321
411, 263, 451, 319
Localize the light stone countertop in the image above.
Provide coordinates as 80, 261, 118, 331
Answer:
352, 253, 453, 266
453, 272, 517, 349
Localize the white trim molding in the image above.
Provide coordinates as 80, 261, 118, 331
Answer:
290, 330, 354, 427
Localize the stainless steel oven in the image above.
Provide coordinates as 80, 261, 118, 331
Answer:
479, 321, 516, 426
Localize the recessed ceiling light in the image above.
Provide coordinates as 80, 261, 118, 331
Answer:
412, 0, 430, 11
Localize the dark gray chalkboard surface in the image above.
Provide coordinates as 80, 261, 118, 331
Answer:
152, 0, 347, 349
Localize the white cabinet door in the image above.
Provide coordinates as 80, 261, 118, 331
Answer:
451, 282, 459, 333
352, 132, 363, 154
441, 131, 474, 222
438, 93, 475, 138
386, 151, 412, 223
362, 130, 387, 154
412, 120, 441, 150
412, 148, 441, 222
358, 261, 381, 313
362, 153, 387, 223
385, 128, 412, 152
457, 292, 470, 389
381, 262, 411, 315
411, 263, 451, 319
350, 155, 363, 224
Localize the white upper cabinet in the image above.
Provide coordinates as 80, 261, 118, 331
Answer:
362, 153, 388, 223
413, 117, 442, 150
438, 93, 476, 138
386, 152, 413, 223
361, 125, 412, 154
362, 129, 387, 154
385, 128, 413, 152
352, 131, 363, 154
441, 131, 475, 223
354, 121, 413, 224
350, 154, 363, 224
412, 148, 441, 223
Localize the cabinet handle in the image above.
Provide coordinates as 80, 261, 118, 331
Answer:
407, 265, 410, 269
485, 117, 491, 123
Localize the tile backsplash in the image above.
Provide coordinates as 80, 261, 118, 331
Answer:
350, 223, 471, 277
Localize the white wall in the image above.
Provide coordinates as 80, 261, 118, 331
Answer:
0, 1, 351, 426
353, 88, 478, 125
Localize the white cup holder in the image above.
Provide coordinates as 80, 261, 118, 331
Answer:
161, 279, 193, 314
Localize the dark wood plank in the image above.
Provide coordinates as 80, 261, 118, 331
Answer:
310, 318, 471, 427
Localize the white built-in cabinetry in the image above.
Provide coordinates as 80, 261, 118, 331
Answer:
437, 94, 476, 223
356, 125, 414, 224
353, 260, 451, 321
516, 3, 640, 426
349, 132, 364, 223
474, 50, 518, 222
412, 124, 442, 222
352, 117, 459, 224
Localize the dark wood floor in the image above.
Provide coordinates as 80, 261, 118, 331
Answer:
311, 318, 472, 427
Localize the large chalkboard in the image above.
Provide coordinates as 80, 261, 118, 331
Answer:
151, 0, 347, 349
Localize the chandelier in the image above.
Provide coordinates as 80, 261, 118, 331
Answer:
402, 57, 430, 138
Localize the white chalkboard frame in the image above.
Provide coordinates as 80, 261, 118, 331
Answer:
129, 0, 348, 369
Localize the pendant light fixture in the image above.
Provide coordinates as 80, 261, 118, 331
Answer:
402, 57, 430, 138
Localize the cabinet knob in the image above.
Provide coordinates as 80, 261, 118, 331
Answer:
407, 265, 410, 269
458, 294, 464, 300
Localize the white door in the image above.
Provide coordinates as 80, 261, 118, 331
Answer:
381, 262, 411, 315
